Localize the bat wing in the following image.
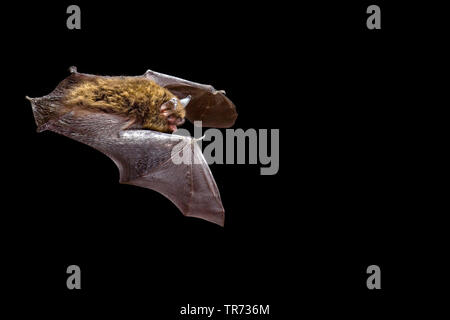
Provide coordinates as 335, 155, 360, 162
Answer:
28, 100, 225, 226
144, 69, 237, 128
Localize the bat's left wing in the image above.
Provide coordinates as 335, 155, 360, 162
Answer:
28, 99, 225, 226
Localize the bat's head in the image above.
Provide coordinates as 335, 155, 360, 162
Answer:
160, 96, 189, 132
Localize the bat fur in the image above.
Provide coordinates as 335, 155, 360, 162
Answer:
63, 77, 186, 133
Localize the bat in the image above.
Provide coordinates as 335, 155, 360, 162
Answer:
26, 67, 237, 226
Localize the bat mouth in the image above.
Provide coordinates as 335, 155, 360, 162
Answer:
167, 114, 184, 126
167, 115, 185, 132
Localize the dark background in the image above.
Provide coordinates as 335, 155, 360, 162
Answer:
2, 1, 445, 318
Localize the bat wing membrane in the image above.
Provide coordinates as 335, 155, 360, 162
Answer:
32, 108, 225, 226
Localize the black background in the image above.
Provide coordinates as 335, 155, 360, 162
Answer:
2, 1, 445, 318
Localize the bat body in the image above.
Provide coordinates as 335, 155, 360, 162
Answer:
27, 67, 237, 226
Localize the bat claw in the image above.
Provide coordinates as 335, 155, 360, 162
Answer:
193, 135, 206, 142
69, 66, 78, 74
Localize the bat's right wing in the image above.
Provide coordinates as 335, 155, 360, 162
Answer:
29, 102, 225, 226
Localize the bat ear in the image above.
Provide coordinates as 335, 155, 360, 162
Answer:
179, 95, 191, 108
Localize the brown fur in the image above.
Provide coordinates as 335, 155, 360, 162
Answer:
63, 77, 186, 132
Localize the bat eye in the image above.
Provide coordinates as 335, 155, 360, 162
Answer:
161, 98, 178, 111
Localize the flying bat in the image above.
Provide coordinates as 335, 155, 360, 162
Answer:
26, 67, 237, 226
